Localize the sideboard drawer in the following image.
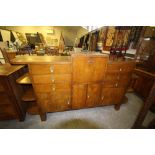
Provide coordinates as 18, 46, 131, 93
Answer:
32, 74, 71, 84
29, 64, 71, 74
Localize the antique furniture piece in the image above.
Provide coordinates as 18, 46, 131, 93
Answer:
11, 54, 135, 121
0, 64, 26, 121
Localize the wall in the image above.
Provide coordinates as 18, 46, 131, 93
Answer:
0, 26, 88, 46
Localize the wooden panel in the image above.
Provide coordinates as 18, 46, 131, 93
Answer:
72, 56, 108, 83
32, 74, 71, 84
72, 84, 87, 109
29, 63, 71, 75
101, 87, 125, 105
86, 83, 102, 107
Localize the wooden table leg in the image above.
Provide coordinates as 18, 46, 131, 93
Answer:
132, 82, 155, 129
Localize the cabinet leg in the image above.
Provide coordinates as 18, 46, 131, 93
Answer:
114, 104, 121, 111
40, 113, 47, 121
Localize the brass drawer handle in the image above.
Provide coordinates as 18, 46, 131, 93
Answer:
87, 95, 90, 98
119, 68, 122, 71
50, 66, 54, 73
52, 87, 55, 91
115, 83, 118, 87
101, 96, 104, 100
67, 100, 70, 105
51, 79, 55, 83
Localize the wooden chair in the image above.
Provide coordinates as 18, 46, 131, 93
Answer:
0, 48, 10, 63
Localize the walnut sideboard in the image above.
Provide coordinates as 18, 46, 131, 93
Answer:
10, 54, 135, 121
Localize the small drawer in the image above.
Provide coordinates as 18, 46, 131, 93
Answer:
29, 64, 71, 75
51, 83, 71, 91
32, 74, 71, 84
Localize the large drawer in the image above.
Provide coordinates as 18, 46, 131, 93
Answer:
31, 74, 71, 84
29, 63, 72, 74
107, 62, 135, 72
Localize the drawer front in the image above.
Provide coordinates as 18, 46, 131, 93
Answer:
32, 74, 71, 84
36, 91, 71, 112
29, 64, 71, 74
34, 83, 71, 93
107, 62, 135, 72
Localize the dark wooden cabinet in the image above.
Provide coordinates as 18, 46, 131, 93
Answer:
0, 65, 26, 121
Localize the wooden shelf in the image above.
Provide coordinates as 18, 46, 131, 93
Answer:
22, 88, 36, 102
16, 73, 31, 84
27, 102, 39, 115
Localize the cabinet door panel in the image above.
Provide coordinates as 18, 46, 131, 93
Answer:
72, 84, 87, 109
72, 56, 108, 83
101, 88, 125, 105
86, 84, 102, 107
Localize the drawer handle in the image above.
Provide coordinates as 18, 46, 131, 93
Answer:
115, 83, 118, 87
101, 96, 104, 100
52, 87, 55, 91
119, 68, 122, 71
87, 95, 90, 98
51, 79, 55, 83
88, 60, 94, 64
67, 100, 70, 105
50, 66, 54, 73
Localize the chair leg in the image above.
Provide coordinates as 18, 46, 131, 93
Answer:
39, 112, 47, 121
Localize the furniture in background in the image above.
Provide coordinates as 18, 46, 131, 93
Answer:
0, 48, 17, 63
0, 64, 26, 121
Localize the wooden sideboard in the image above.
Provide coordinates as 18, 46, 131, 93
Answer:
17, 54, 135, 121
0, 64, 26, 121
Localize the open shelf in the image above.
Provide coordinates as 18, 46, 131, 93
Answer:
22, 88, 36, 102
16, 73, 32, 84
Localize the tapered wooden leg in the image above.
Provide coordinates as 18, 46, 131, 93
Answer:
114, 104, 121, 110
40, 112, 47, 121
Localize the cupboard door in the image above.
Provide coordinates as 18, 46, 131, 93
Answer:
50, 90, 71, 112
72, 84, 87, 109
72, 56, 108, 83
86, 84, 102, 107
101, 88, 125, 105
